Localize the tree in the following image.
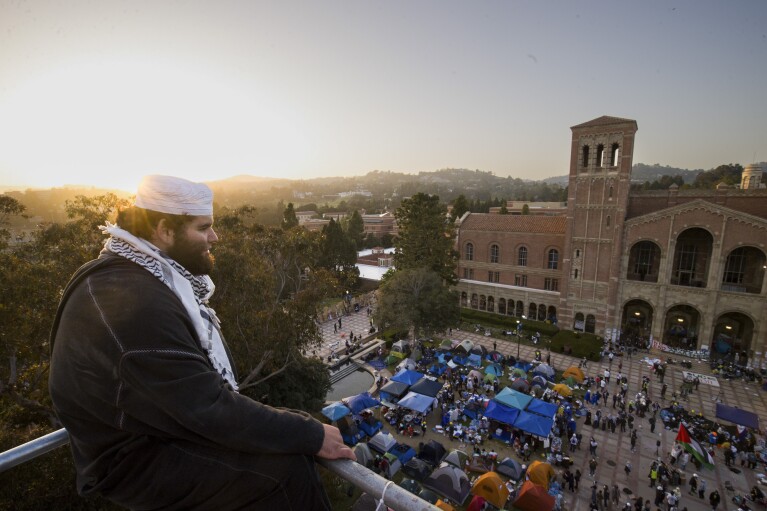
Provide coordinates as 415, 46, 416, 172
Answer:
282, 202, 299, 229
449, 194, 469, 222
374, 268, 459, 340
0, 195, 26, 248
394, 193, 458, 285
499, 202, 509, 215
318, 219, 359, 290
692, 164, 743, 189
521, 204, 530, 215
346, 210, 365, 250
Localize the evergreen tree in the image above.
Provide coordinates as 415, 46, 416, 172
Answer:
449, 194, 470, 222
346, 210, 365, 249
282, 202, 299, 229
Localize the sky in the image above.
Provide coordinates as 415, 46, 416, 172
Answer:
0, 1, 765, 192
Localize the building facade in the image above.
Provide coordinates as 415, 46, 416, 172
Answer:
456, 116, 767, 364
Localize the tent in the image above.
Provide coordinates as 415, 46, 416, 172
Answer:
379, 380, 410, 401
485, 363, 504, 377
392, 339, 411, 354
531, 375, 548, 388
716, 403, 759, 429
470, 345, 487, 357
526, 460, 555, 489
533, 363, 555, 379
322, 401, 351, 421
418, 440, 447, 467
396, 358, 417, 372
398, 391, 435, 414
466, 495, 486, 511
466, 354, 483, 367
512, 481, 555, 511
358, 414, 383, 437
418, 489, 441, 505
440, 339, 454, 350
423, 464, 472, 505
391, 369, 424, 386
562, 366, 585, 382
443, 449, 470, 469
526, 398, 558, 418
402, 457, 433, 481
483, 373, 497, 383
381, 451, 402, 478
511, 367, 528, 378
484, 400, 520, 426
471, 472, 510, 509
462, 400, 485, 420
385, 354, 402, 365
511, 378, 531, 392
353, 442, 375, 468
456, 339, 474, 354
486, 350, 505, 363
514, 361, 533, 372
428, 362, 448, 376
389, 442, 417, 464
551, 383, 573, 397
368, 431, 397, 453
435, 499, 456, 511
344, 392, 381, 414
496, 457, 525, 481
337, 415, 367, 445
513, 411, 554, 438
452, 355, 469, 366
398, 478, 423, 495
409, 378, 444, 398
495, 387, 533, 410
468, 369, 484, 382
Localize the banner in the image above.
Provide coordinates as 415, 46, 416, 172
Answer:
681, 371, 719, 388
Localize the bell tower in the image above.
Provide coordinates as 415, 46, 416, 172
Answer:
559, 116, 638, 337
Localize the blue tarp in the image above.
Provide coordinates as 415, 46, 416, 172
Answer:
716, 403, 759, 429
484, 400, 520, 426
343, 392, 381, 414
391, 369, 425, 386
409, 378, 444, 398
398, 391, 434, 414
513, 410, 554, 438
322, 401, 352, 421
526, 398, 558, 418
495, 387, 533, 410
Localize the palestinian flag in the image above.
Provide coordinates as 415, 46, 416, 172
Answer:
676, 423, 714, 469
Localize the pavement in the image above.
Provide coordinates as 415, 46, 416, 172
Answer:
313, 308, 767, 510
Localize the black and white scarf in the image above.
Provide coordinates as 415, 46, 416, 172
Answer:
100, 222, 238, 390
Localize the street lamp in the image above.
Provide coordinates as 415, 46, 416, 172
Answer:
516, 315, 526, 359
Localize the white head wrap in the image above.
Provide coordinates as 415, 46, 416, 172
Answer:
134, 175, 213, 216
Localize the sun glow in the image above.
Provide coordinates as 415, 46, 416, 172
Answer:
0, 56, 314, 191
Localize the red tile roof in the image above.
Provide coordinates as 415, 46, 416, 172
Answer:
459, 213, 566, 233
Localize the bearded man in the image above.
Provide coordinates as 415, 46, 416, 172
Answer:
49, 175, 354, 510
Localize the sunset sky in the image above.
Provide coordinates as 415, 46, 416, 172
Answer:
1, 1, 765, 192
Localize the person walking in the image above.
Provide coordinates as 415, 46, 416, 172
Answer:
697, 478, 706, 499
624, 461, 632, 478
709, 489, 720, 510
589, 457, 598, 477
575, 468, 582, 489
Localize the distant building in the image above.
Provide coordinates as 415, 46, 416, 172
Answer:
488, 201, 567, 216
362, 212, 398, 238
456, 116, 767, 365
356, 247, 396, 281
295, 210, 317, 224
302, 218, 331, 232
323, 212, 348, 222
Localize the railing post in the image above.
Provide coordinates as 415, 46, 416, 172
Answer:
0, 428, 70, 473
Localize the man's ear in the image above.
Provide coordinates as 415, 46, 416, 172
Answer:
150, 218, 175, 250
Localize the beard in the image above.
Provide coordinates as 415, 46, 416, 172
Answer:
166, 230, 215, 276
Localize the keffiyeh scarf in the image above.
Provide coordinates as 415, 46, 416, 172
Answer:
100, 222, 238, 391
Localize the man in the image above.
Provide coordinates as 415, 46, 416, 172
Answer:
49, 176, 354, 510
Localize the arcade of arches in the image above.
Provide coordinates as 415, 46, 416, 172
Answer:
461, 292, 557, 324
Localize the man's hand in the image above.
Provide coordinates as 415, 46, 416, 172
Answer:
316, 424, 356, 461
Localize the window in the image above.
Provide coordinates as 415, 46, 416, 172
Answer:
608, 186, 613, 199
610, 143, 620, 166
544, 278, 559, 291
463, 268, 475, 280
488, 271, 500, 283
675, 243, 698, 286
465, 243, 474, 261
634, 243, 656, 276
479, 295, 487, 311
514, 274, 527, 287
518, 246, 528, 266
547, 249, 559, 269
596, 144, 604, 167
490, 244, 500, 263
582, 145, 590, 168
498, 298, 506, 315
487, 296, 494, 312
606, 215, 611, 228
723, 249, 745, 284
575, 249, 581, 258
574, 269, 579, 279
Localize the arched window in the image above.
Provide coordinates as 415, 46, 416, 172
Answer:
574, 269, 579, 279
537, 304, 546, 321
529, 303, 537, 319
465, 243, 474, 261
596, 144, 605, 167
608, 186, 613, 199
498, 298, 506, 315
460, 292, 468, 307
487, 296, 494, 313
582, 145, 590, 169
606, 216, 611, 228
479, 295, 487, 311
470, 293, 478, 309
575, 249, 581, 258
518, 246, 528, 266
547, 249, 559, 269
490, 244, 500, 263
610, 143, 620, 166
515, 301, 524, 317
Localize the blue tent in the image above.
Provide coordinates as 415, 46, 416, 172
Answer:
466, 354, 483, 367
391, 369, 425, 386
495, 387, 533, 410
526, 398, 558, 418
452, 355, 469, 366
485, 364, 504, 377
322, 401, 352, 421
514, 361, 533, 372
409, 378, 444, 398
379, 380, 410, 402
513, 410, 554, 438
398, 391, 434, 414
343, 392, 381, 414
428, 363, 447, 376
484, 400, 520, 426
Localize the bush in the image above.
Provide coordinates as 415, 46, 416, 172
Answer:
550, 330, 602, 360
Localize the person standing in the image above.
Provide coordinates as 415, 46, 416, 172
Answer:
49, 176, 354, 510
709, 489, 720, 510
589, 457, 598, 477
575, 468, 582, 489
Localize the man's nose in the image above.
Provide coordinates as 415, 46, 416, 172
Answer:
209, 229, 219, 243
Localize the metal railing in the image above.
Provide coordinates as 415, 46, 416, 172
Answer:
0, 428, 440, 511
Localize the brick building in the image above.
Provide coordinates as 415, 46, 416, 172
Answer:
456, 116, 767, 364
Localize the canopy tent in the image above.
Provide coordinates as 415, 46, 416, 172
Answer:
512, 481, 555, 511
353, 442, 375, 469
322, 401, 352, 421
402, 457, 433, 481
379, 380, 410, 401
562, 366, 585, 382
526, 461, 555, 489
397, 391, 435, 414
496, 457, 525, 481
409, 378, 444, 398
396, 358, 417, 372
484, 400, 520, 426
444, 449, 470, 469
343, 392, 381, 414
526, 398, 558, 418
418, 439, 447, 467
471, 472, 510, 509
511, 378, 531, 393
466, 354, 483, 367
495, 387, 533, 410
391, 369, 424, 386
368, 431, 397, 453
456, 339, 474, 354
716, 403, 759, 429
423, 464, 472, 505
513, 411, 554, 438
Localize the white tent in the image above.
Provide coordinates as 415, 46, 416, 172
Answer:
368, 431, 398, 453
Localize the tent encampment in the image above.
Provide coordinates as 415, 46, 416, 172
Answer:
396, 358, 417, 372
368, 431, 397, 453
495, 387, 533, 410
402, 457, 433, 481
513, 411, 554, 438
392, 339, 411, 354
409, 377, 444, 398
471, 472, 509, 509
526, 460, 555, 489
397, 391, 435, 414
343, 392, 381, 414
484, 400, 520, 425
512, 481, 555, 511
379, 380, 410, 401
381, 451, 402, 478
456, 339, 474, 354
496, 457, 525, 481
716, 403, 759, 429
443, 449, 470, 469
391, 369, 424, 386
398, 478, 423, 495
418, 440, 447, 467
322, 401, 352, 422
526, 398, 558, 418
423, 464, 472, 505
